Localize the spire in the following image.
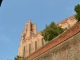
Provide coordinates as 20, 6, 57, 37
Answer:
28, 19, 31, 23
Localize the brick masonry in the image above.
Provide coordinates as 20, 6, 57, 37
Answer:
25, 22, 80, 60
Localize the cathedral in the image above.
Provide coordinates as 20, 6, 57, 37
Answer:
18, 15, 77, 58
18, 20, 47, 58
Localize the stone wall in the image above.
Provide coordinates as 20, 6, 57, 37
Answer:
33, 31, 80, 60
57, 15, 77, 29
25, 22, 80, 60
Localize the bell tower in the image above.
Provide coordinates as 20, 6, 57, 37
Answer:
32, 24, 37, 34
24, 19, 37, 39
18, 19, 41, 58
26, 19, 32, 38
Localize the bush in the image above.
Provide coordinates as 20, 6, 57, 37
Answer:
74, 4, 80, 21
42, 22, 64, 41
14, 56, 23, 60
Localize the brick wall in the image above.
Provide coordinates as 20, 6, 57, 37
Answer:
25, 22, 80, 60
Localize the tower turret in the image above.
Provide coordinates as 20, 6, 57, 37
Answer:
26, 19, 32, 38
32, 24, 37, 34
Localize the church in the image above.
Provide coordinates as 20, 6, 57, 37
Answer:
18, 15, 77, 58
18, 20, 47, 58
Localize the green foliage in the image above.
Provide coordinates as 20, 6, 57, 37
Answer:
42, 22, 64, 41
14, 56, 23, 60
74, 4, 80, 21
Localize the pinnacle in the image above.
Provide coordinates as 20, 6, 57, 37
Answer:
28, 19, 31, 23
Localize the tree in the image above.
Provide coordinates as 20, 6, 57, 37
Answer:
0, 0, 3, 7
42, 22, 64, 41
14, 56, 23, 60
74, 4, 80, 21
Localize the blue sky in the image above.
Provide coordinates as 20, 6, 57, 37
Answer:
0, 0, 80, 60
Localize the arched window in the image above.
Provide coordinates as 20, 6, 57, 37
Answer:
29, 44, 31, 54
35, 41, 37, 51
23, 46, 25, 58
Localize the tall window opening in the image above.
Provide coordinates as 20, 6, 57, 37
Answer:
23, 46, 25, 58
42, 39, 44, 46
35, 41, 37, 51
29, 44, 31, 54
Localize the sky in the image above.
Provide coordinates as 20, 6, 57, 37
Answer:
0, 0, 80, 60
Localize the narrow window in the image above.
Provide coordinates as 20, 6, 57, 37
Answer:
35, 41, 37, 51
29, 44, 31, 54
42, 39, 44, 46
23, 46, 25, 58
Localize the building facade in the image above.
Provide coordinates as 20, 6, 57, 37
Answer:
57, 15, 77, 29
18, 20, 47, 58
18, 16, 77, 58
